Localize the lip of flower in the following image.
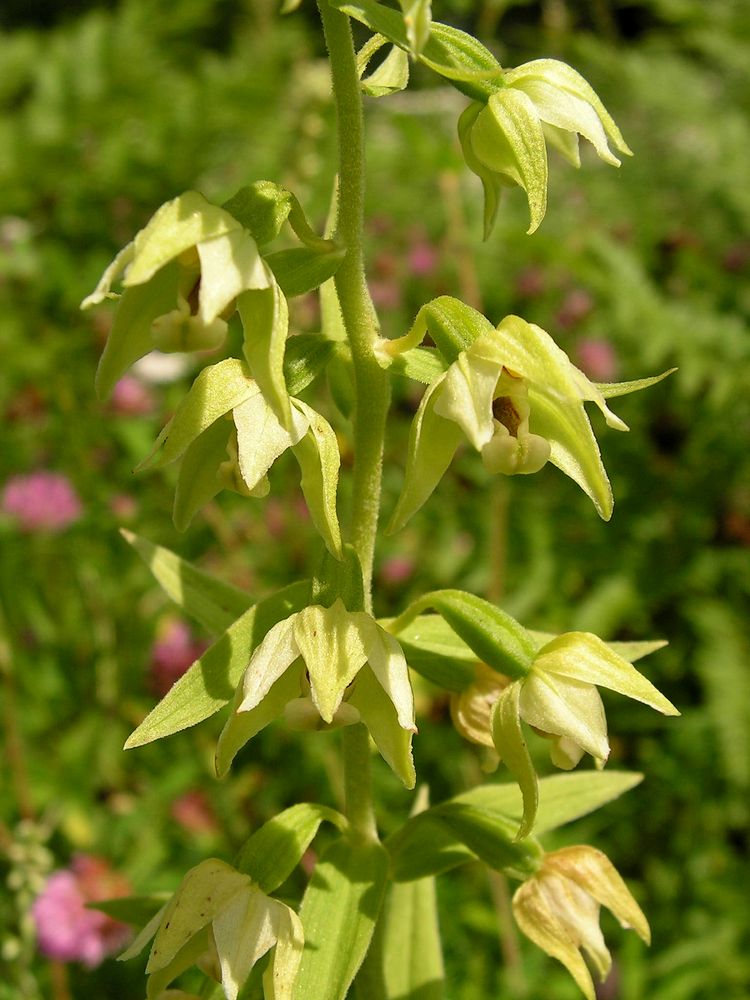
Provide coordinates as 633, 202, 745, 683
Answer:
512, 845, 650, 1000
215, 599, 417, 788
459, 59, 632, 236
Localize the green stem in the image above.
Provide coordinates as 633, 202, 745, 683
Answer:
341, 724, 378, 840
317, 0, 390, 613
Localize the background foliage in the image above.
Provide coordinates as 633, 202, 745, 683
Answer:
1, 0, 748, 997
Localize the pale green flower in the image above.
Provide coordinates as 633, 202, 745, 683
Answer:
120, 859, 303, 1000
458, 59, 632, 236
217, 599, 416, 788
513, 846, 650, 1000
82, 191, 270, 399
492, 631, 679, 836
389, 312, 670, 531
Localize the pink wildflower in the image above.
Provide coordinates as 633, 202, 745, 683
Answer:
407, 236, 440, 278
150, 619, 208, 696
555, 288, 594, 329
379, 555, 415, 586
170, 790, 219, 835
575, 338, 619, 382
32, 855, 131, 967
110, 375, 155, 416
1, 471, 82, 532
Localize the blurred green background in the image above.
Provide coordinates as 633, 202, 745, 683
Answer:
1, 0, 748, 997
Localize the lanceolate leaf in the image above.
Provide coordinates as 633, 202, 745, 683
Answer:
121, 530, 252, 634
293, 838, 389, 1000
455, 770, 643, 835
355, 877, 444, 999
266, 246, 346, 298
283, 334, 337, 396
391, 590, 535, 680
124, 580, 310, 748
235, 803, 347, 893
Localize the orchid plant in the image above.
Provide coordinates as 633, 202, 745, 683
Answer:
83, 2, 679, 998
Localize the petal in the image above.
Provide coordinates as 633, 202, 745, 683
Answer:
213, 889, 278, 1000
239, 615, 301, 713
238, 272, 292, 429
263, 901, 305, 1000
504, 59, 632, 157
520, 671, 610, 763
490, 682, 539, 838
458, 101, 506, 240
141, 357, 260, 471
147, 861, 250, 974
294, 601, 368, 723
94, 259, 182, 400
542, 123, 581, 167
173, 418, 232, 532
81, 241, 135, 308
535, 632, 679, 716
350, 616, 415, 731
348, 667, 416, 788
197, 228, 269, 324
123, 192, 240, 288
471, 88, 548, 234
388, 377, 464, 533
538, 873, 611, 978
513, 78, 621, 166
546, 846, 650, 943
512, 877, 596, 1000
216, 661, 305, 777
233, 392, 309, 493
433, 350, 503, 450
291, 400, 343, 560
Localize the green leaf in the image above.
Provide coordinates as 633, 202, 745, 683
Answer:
293, 838, 389, 1000
291, 400, 343, 560
124, 580, 310, 748
381, 614, 476, 692
235, 803, 348, 893
283, 334, 337, 396
419, 23, 502, 100
334, 2, 501, 100
95, 260, 181, 400
386, 803, 540, 882
391, 591, 535, 680
121, 530, 252, 634
455, 770, 644, 835
266, 246, 346, 298
356, 877, 444, 999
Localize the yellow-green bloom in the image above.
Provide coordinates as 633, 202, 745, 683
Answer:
217, 600, 417, 787
513, 846, 650, 1000
458, 59, 632, 236
389, 312, 670, 530
491, 631, 679, 836
120, 860, 303, 1000
82, 191, 270, 399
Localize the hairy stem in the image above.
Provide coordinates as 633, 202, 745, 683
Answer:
317, 0, 390, 612
318, 0, 382, 838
